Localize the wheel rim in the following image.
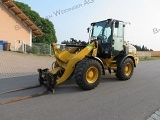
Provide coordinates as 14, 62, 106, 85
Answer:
86, 66, 99, 83
124, 63, 132, 76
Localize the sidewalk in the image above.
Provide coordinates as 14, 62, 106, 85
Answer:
0, 51, 55, 79
147, 109, 160, 120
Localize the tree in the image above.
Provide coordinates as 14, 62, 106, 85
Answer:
61, 40, 68, 44
133, 44, 141, 51
133, 44, 153, 51
141, 45, 146, 51
13, 1, 57, 44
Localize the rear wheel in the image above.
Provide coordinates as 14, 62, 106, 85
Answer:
116, 58, 134, 80
74, 58, 102, 90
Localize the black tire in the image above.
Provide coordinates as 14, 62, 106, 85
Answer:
116, 58, 134, 80
74, 58, 102, 90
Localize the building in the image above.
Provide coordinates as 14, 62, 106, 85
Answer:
0, 0, 43, 51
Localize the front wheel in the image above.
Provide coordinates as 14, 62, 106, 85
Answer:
74, 58, 102, 90
116, 58, 134, 80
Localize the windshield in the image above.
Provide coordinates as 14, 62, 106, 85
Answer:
91, 21, 111, 43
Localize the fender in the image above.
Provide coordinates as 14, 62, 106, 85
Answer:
117, 54, 136, 68
86, 56, 105, 75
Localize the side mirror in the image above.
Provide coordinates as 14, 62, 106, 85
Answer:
115, 22, 119, 28
112, 39, 115, 45
87, 27, 90, 33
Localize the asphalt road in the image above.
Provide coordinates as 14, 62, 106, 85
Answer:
0, 60, 160, 120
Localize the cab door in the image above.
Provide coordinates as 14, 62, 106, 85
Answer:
112, 22, 124, 56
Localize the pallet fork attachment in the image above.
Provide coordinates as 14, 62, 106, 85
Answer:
0, 91, 48, 105
0, 83, 50, 105
0, 68, 57, 105
0, 84, 41, 95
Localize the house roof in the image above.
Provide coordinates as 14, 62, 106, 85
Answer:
2, 0, 44, 36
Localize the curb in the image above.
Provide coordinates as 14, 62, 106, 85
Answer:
147, 109, 160, 120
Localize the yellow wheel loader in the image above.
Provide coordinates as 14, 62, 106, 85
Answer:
0, 19, 139, 104
38, 18, 139, 92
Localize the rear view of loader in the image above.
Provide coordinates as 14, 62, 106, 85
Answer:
38, 18, 139, 92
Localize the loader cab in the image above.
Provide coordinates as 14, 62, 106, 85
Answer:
91, 19, 125, 58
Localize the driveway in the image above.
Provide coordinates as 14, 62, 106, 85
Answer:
0, 51, 55, 79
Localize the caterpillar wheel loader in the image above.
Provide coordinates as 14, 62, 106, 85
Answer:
38, 18, 139, 93
0, 18, 139, 104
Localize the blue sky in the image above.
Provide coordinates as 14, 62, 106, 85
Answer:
17, 0, 160, 51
